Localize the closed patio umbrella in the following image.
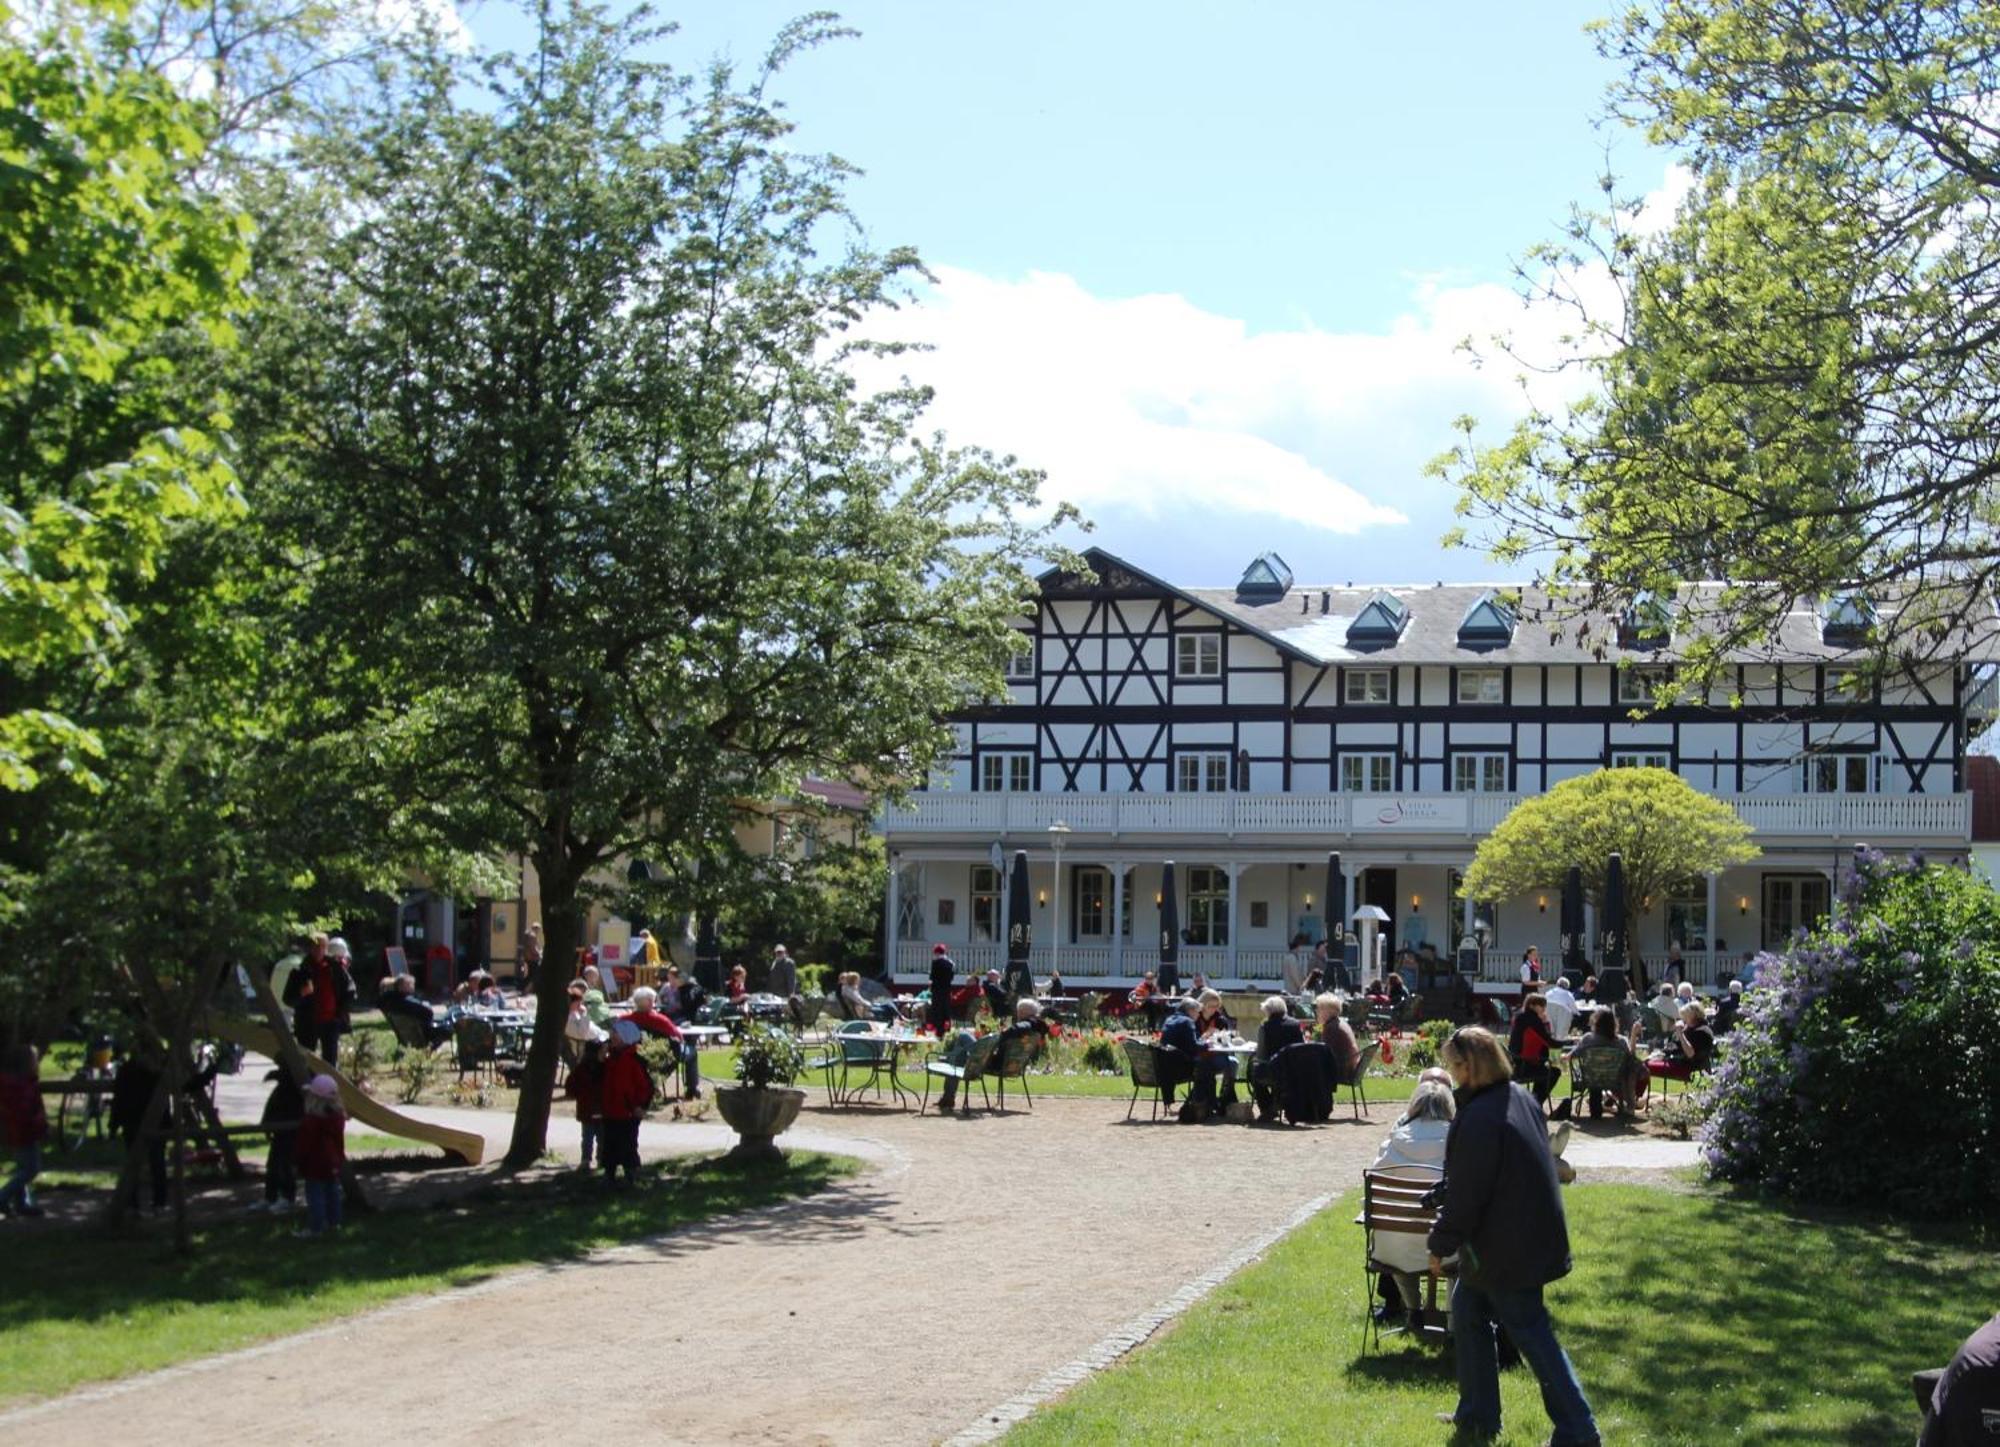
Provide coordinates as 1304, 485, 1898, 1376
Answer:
1004, 849, 1034, 1001
1600, 852, 1632, 998
1325, 852, 1351, 989
1157, 860, 1180, 993
694, 913, 722, 994
1561, 865, 1586, 976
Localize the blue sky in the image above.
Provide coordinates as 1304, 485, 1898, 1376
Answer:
467, 2, 1671, 587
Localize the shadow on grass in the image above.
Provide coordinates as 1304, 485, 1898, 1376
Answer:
0, 1150, 871, 1352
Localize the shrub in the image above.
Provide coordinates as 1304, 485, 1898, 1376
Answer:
798, 963, 834, 997
390, 1045, 439, 1105
732, 1023, 805, 1088
1699, 853, 2000, 1216
1078, 1033, 1120, 1073
1402, 1019, 1454, 1073
343, 1028, 380, 1092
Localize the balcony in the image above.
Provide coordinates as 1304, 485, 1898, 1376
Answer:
878, 790, 1971, 842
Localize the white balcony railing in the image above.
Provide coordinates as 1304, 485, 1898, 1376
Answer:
879, 790, 1970, 842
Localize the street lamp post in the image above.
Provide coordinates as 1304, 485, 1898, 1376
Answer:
1048, 820, 1071, 986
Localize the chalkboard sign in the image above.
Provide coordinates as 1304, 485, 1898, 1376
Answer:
384, 946, 409, 977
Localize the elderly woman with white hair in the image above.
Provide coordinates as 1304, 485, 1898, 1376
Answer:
1370, 1078, 1457, 1323
1249, 995, 1306, 1122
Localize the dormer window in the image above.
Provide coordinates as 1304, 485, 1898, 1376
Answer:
1618, 594, 1672, 649
1821, 594, 1875, 646
1346, 592, 1409, 647
1235, 552, 1293, 602
1457, 590, 1516, 648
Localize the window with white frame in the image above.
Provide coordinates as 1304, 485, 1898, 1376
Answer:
1343, 668, 1392, 704
1804, 753, 1874, 794
1176, 750, 1232, 793
1457, 669, 1504, 704
1665, 884, 1709, 951
970, 865, 1002, 942
1174, 633, 1221, 679
1003, 637, 1035, 680
1340, 752, 1396, 793
1618, 665, 1674, 705
1120, 869, 1133, 938
1610, 749, 1671, 770
1185, 865, 1229, 947
979, 752, 1033, 792
1074, 866, 1109, 940
1451, 752, 1509, 793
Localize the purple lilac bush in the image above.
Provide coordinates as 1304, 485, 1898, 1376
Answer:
1698, 850, 2000, 1217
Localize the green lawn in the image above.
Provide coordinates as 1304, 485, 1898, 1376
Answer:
0, 1150, 856, 1405
1002, 1182, 1998, 1446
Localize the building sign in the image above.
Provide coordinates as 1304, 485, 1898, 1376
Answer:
1350, 796, 1470, 832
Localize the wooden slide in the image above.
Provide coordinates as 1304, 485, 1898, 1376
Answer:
207, 1016, 487, 1165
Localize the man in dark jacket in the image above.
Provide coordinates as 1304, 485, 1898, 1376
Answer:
1428, 1026, 1599, 1446
1921, 1311, 2000, 1447
927, 944, 957, 1038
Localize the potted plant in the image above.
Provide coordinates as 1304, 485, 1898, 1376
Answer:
714, 1022, 808, 1162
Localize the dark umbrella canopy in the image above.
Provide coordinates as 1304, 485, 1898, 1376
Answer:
1600, 852, 1631, 996
694, 913, 722, 994
1326, 852, 1351, 989
1157, 860, 1180, 993
1004, 849, 1034, 1000
1561, 865, 1586, 975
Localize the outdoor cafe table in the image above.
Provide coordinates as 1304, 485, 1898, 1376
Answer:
460, 1007, 534, 1057
823, 1029, 933, 1110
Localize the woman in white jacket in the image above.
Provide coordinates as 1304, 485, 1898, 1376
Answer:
1369, 1079, 1456, 1316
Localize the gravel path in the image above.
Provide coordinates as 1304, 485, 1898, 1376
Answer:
9, 1078, 1697, 1447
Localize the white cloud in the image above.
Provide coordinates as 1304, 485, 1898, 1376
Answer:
857, 263, 1584, 541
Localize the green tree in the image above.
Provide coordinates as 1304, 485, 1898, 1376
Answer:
250, 2, 1069, 1166
1435, 0, 2000, 691
1460, 768, 1759, 975
0, 0, 250, 790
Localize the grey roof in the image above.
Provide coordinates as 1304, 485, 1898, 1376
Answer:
1040, 549, 2000, 666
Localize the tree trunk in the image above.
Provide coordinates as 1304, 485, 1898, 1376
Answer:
505, 866, 586, 1169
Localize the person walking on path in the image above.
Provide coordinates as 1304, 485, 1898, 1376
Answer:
927, 944, 956, 1038
1429, 1026, 1599, 1446
284, 934, 357, 1067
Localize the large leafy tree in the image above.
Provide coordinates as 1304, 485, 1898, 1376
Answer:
1436, 0, 2000, 687
251, 2, 1067, 1165
0, 0, 249, 791
1461, 767, 1759, 979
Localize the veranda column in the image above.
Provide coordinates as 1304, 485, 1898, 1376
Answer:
1704, 871, 1719, 986
885, 854, 901, 978
1110, 860, 1127, 978
1225, 861, 1243, 981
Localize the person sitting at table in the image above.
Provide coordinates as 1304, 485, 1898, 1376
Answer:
1249, 995, 1306, 1123
626, 985, 700, 1098
1647, 1001, 1715, 1086
1314, 991, 1361, 1084
726, 964, 748, 1003
1385, 971, 1410, 1011
973, 968, 1005, 1018
1185, 971, 1211, 999
1302, 966, 1325, 997
937, 999, 1049, 1112
564, 984, 598, 1044
382, 974, 450, 1048
1557, 1006, 1643, 1120
1576, 975, 1598, 1004
472, 971, 509, 1009
1165, 991, 1240, 1123
1044, 968, 1065, 1000
1109, 971, 1155, 1019
1542, 975, 1578, 1041
1368, 1078, 1456, 1328
578, 965, 610, 1023
1711, 978, 1743, 1034
1508, 992, 1561, 1107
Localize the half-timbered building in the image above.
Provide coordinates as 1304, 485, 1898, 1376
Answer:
877, 548, 2000, 989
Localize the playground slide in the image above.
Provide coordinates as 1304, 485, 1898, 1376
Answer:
207, 1016, 487, 1165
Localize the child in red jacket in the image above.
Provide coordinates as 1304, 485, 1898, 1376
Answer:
0, 1045, 50, 1218
295, 1075, 347, 1236
598, 1021, 653, 1187
563, 1031, 607, 1171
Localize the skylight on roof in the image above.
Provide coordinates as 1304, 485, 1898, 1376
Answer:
1236, 551, 1293, 601
1346, 592, 1409, 646
1822, 593, 1875, 644
1457, 590, 1517, 647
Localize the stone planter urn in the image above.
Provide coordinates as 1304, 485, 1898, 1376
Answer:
714, 1083, 806, 1162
